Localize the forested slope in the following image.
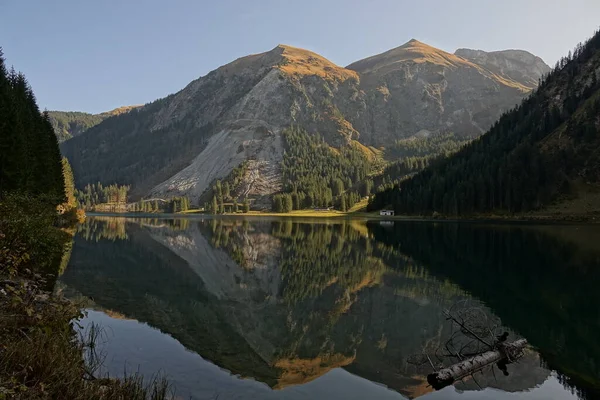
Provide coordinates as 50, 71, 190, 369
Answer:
369, 30, 600, 216
48, 106, 141, 142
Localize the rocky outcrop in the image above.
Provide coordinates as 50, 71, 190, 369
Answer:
62, 41, 550, 203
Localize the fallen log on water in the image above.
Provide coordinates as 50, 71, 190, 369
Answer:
427, 338, 528, 390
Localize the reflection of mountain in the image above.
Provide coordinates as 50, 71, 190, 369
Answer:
370, 222, 600, 399
60, 218, 559, 398
60, 223, 281, 385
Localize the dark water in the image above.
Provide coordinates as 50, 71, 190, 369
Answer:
57, 216, 600, 399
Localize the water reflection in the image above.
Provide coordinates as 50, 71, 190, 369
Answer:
57, 217, 600, 399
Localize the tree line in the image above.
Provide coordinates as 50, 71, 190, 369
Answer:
369, 29, 600, 216
75, 182, 130, 210
276, 126, 372, 211
130, 197, 190, 213
0, 48, 65, 205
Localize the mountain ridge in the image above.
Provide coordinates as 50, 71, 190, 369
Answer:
61, 39, 550, 206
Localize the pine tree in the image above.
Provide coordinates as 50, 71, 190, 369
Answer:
212, 196, 218, 214
61, 157, 76, 208
181, 197, 189, 211
283, 194, 293, 213
223, 182, 230, 200
242, 197, 250, 213
233, 198, 238, 213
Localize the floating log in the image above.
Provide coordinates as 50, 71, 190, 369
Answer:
427, 338, 527, 390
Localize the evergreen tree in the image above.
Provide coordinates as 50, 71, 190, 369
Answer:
181, 197, 189, 211
283, 194, 293, 213
61, 157, 76, 208
242, 197, 250, 213
211, 195, 218, 214
233, 198, 238, 213
223, 182, 230, 200
218, 197, 225, 214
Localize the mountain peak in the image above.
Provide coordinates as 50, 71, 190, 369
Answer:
347, 39, 472, 75
402, 38, 426, 47
274, 44, 358, 82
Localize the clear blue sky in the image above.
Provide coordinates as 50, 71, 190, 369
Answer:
1, 0, 599, 114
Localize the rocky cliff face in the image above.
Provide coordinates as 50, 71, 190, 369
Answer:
62, 41, 549, 203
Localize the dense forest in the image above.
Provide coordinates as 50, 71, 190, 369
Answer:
386, 132, 471, 160
370, 29, 600, 215
75, 182, 130, 210
278, 126, 372, 210
201, 163, 250, 213
130, 197, 190, 213
371, 132, 471, 194
0, 49, 65, 204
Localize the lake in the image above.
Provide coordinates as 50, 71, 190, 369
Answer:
56, 216, 600, 399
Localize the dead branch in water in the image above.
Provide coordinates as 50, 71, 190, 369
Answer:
408, 301, 528, 391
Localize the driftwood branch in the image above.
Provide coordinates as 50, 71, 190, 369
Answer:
427, 338, 527, 390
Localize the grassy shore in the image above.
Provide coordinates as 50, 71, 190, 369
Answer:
0, 195, 172, 399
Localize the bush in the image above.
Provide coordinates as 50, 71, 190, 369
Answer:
0, 193, 71, 278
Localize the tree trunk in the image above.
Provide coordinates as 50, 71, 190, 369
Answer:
427, 339, 527, 389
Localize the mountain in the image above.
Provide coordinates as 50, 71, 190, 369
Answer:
61, 41, 549, 205
346, 39, 547, 144
370, 30, 600, 217
48, 105, 140, 142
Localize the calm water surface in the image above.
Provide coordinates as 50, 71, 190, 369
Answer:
56, 217, 600, 399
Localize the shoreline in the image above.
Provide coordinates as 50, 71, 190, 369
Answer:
86, 211, 600, 225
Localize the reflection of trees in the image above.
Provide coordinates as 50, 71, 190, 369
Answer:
205, 219, 249, 267
370, 222, 600, 399
272, 221, 387, 304
77, 217, 190, 242
77, 217, 128, 241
